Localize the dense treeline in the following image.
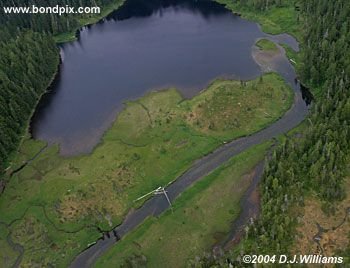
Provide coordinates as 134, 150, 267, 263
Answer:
299, 0, 350, 201
0, 29, 58, 174
231, 0, 291, 10
194, 0, 350, 265
0, 0, 118, 35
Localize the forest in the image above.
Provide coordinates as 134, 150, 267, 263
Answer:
0, 29, 58, 181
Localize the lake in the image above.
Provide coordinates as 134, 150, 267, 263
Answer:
30, 0, 298, 155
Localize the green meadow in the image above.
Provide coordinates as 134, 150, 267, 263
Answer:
0, 73, 292, 267
256, 38, 279, 52
95, 142, 271, 268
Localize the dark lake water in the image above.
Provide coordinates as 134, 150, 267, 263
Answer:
31, 0, 298, 155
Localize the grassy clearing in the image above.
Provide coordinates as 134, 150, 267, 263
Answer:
256, 38, 278, 52
95, 142, 271, 268
0, 73, 292, 267
54, 0, 125, 43
215, 0, 301, 41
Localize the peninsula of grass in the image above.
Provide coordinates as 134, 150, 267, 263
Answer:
279, 42, 302, 69
256, 38, 279, 52
215, 0, 301, 41
0, 73, 292, 267
95, 142, 271, 268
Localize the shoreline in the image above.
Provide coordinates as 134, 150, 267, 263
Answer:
54, 0, 126, 44
4, 0, 129, 174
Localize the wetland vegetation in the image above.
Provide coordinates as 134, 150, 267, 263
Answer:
0, 73, 292, 267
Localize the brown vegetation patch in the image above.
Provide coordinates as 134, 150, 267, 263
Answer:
186, 85, 255, 133
293, 178, 350, 259
58, 167, 133, 223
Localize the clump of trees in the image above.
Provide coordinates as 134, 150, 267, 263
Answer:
231, 0, 290, 10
